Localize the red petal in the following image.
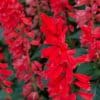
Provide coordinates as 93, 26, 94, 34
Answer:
78, 92, 93, 100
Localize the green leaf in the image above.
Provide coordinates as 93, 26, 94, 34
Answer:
0, 91, 7, 100
92, 84, 100, 100
75, 48, 87, 57
67, 17, 76, 23
75, 5, 86, 10
11, 81, 24, 100
76, 63, 94, 75
31, 44, 49, 60
68, 31, 80, 40
69, 0, 75, 5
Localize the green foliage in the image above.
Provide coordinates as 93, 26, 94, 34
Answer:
0, 91, 7, 100
11, 81, 24, 100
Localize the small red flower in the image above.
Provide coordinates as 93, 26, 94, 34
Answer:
80, 25, 100, 59
78, 91, 93, 100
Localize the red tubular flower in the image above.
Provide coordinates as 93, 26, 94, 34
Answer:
41, 13, 73, 99
0, 0, 33, 82
0, 2, 45, 100
75, 0, 99, 26
41, 13, 92, 100
50, 0, 73, 16
41, 13, 67, 45
80, 25, 100, 59
0, 0, 41, 98
0, 0, 32, 30
74, 81, 91, 90
80, 25, 93, 46
77, 91, 93, 100
0, 0, 96, 99
0, 49, 13, 94
49, 0, 75, 33
74, 73, 91, 83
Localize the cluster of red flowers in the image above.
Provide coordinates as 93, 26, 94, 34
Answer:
0, 0, 42, 99
0, 0, 99, 100
75, 0, 100, 61
81, 25, 100, 60
0, 48, 13, 94
0, 0, 32, 81
40, 13, 92, 100
50, 0, 73, 16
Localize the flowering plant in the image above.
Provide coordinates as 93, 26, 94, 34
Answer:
0, 0, 100, 100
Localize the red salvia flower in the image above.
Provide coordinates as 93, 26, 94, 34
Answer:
41, 13, 92, 100
0, 0, 97, 99
81, 25, 100, 59
50, 0, 73, 16
0, 49, 13, 94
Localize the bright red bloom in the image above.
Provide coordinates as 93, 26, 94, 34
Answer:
77, 92, 93, 100
50, 0, 73, 16
0, 0, 33, 82
81, 25, 100, 59
74, 73, 91, 83
41, 13, 92, 100
41, 13, 67, 45
0, 49, 13, 94
0, 0, 96, 99
0, 0, 31, 30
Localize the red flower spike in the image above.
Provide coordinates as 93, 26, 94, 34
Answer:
0, 0, 97, 99
78, 92, 93, 100
41, 13, 92, 100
